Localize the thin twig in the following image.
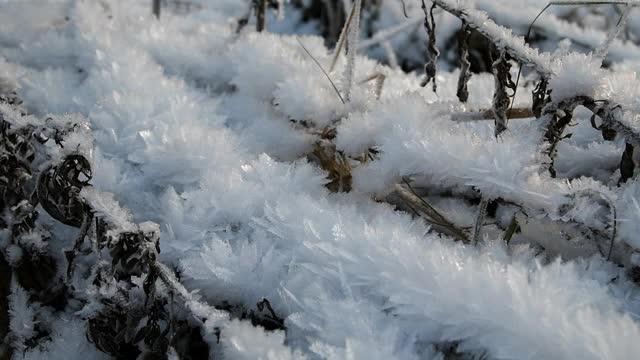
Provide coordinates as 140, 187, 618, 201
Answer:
451, 108, 534, 122
399, 0, 410, 18
594, 3, 632, 62
359, 73, 386, 99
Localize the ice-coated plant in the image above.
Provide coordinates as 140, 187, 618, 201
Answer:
3, 0, 640, 358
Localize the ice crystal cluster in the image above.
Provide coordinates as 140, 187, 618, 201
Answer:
3, 0, 640, 359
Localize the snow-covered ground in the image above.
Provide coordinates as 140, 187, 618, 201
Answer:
3, 0, 640, 359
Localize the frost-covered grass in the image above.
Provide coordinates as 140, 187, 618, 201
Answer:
3, 0, 640, 359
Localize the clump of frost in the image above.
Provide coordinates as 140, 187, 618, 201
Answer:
3, 0, 640, 358
221, 320, 304, 360
22, 318, 110, 360
4, 244, 23, 266
8, 279, 38, 353
550, 53, 608, 102
80, 187, 136, 233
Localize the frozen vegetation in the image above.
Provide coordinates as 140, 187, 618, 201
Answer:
2, 0, 640, 359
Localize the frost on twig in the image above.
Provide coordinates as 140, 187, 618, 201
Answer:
502, 215, 521, 244
328, 0, 362, 101
330, 0, 357, 72
343, 0, 362, 101
431, 0, 552, 76
594, 3, 632, 62
420, 0, 440, 92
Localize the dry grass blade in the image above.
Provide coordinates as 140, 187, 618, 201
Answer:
431, 0, 640, 145
309, 141, 352, 192
511, 0, 635, 110
594, 3, 632, 61
342, 0, 362, 102
359, 73, 386, 99
330, 1, 357, 72
394, 182, 469, 242
296, 37, 346, 105
502, 215, 521, 244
